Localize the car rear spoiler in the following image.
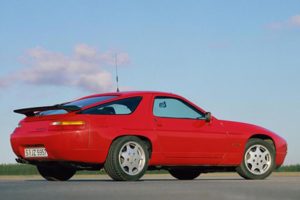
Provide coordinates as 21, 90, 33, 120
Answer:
14, 105, 81, 117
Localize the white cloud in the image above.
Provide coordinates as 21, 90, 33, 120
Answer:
265, 22, 283, 30
266, 14, 300, 30
77, 72, 113, 93
208, 41, 230, 49
0, 80, 6, 87
0, 44, 130, 92
289, 15, 300, 27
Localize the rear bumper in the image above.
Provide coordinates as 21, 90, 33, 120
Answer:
10, 128, 106, 164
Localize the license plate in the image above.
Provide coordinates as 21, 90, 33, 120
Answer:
24, 147, 48, 158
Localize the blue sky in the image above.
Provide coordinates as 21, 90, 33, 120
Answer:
0, 0, 299, 164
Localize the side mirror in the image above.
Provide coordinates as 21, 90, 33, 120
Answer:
204, 112, 212, 122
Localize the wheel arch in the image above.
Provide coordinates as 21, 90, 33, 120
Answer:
248, 134, 275, 150
110, 134, 153, 158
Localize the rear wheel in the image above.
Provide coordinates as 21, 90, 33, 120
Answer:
169, 168, 201, 180
104, 136, 149, 181
37, 165, 76, 181
237, 138, 275, 180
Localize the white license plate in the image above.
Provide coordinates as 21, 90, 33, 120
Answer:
24, 147, 48, 158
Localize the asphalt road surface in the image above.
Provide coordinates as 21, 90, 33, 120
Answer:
0, 173, 299, 200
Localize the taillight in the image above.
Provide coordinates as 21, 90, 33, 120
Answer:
51, 121, 85, 126
49, 121, 86, 131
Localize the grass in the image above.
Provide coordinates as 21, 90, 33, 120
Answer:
0, 164, 37, 175
0, 164, 299, 176
276, 164, 300, 172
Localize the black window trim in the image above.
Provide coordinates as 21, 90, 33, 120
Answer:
79, 96, 143, 116
153, 96, 205, 120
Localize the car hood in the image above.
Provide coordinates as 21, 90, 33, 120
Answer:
219, 120, 277, 137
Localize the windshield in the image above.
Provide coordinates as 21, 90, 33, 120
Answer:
39, 96, 117, 116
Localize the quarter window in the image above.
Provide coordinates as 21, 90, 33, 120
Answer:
153, 97, 204, 119
81, 97, 142, 115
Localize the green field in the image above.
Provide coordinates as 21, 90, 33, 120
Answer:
275, 164, 300, 172
0, 164, 299, 176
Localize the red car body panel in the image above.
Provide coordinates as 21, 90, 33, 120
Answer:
10, 91, 287, 168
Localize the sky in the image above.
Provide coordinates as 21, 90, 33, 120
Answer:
0, 0, 299, 164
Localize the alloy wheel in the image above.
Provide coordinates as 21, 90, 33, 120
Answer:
118, 141, 146, 176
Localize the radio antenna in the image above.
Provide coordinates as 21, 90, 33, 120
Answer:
115, 53, 120, 92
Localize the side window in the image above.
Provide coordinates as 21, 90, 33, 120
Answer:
81, 97, 142, 115
153, 97, 204, 119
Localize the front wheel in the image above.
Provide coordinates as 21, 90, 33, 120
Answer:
169, 168, 201, 180
37, 165, 76, 181
237, 138, 275, 180
104, 136, 149, 181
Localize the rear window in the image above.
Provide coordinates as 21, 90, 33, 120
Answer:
65, 96, 117, 108
38, 96, 117, 116
80, 97, 142, 115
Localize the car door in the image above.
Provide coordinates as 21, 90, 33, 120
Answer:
152, 96, 229, 165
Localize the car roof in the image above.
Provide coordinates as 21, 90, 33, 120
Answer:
80, 91, 177, 99
74, 90, 207, 115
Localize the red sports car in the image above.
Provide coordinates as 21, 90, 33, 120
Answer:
10, 91, 287, 181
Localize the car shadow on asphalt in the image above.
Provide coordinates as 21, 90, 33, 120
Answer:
25, 178, 243, 182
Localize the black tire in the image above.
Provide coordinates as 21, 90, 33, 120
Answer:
37, 165, 76, 181
104, 136, 149, 181
169, 168, 201, 180
237, 138, 275, 180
